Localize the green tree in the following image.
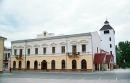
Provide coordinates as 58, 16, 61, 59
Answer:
116, 41, 130, 68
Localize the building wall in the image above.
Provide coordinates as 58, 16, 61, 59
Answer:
11, 36, 93, 56
91, 31, 101, 54
11, 54, 93, 70
11, 33, 97, 71
0, 38, 5, 72
3, 49, 11, 69
100, 29, 116, 63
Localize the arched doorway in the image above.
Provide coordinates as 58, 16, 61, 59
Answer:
41, 60, 47, 70
27, 61, 30, 70
51, 60, 55, 70
81, 59, 87, 70
34, 61, 38, 70
61, 60, 65, 69
13, 61, 16, 70
18, 61, 22, 70
72, 60, 77, 70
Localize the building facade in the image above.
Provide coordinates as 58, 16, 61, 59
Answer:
10, 20, 116, 71
100, 20, 116, 63
3, 48, 11, 70
0, 37, 6, 72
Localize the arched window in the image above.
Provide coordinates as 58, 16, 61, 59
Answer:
61, 60, 65, 69
41, 60, 47, 70
18, 61, 22, 69
34, 61, 38, 70
27, 61, 30, 69
72, 60, 77, 70
13, 61, 16, 70
51, 60, 55, 70
81, 59, 87, 70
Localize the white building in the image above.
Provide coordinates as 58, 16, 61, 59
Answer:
100, 20, 116, 63
10, 20, 116, 71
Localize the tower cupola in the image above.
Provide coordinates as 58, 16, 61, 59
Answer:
104, 20, 109, 25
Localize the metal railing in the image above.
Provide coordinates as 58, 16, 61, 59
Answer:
15, 55, 23, 60
67, 52, 80, 58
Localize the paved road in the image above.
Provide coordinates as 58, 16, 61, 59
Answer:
0, 69, 130, 83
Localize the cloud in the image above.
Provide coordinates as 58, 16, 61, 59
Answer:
0, 0, 130, 47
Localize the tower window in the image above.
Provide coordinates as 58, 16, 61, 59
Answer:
104, 30, 109, 34
110, 44, 112, 48
97, 47, 98, 53
110, 51, 112, 55
109, 37, 111, 41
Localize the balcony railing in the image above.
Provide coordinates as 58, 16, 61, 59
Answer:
67, 52, 80, 58
15, 55, 23, 60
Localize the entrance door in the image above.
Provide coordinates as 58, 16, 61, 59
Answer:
27, 61, 30, 69
72, 60, 77, 70
41, 60, 47, 70
13, 61, 16, 70
61, 60, 65, 69
51, 60, 55, 70
34, 61, 38, 70
81, 59, 87, 70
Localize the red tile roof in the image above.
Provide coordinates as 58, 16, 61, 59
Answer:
105, 55, 113, 63
93, 53, 106, 64
94, 53, 114, 64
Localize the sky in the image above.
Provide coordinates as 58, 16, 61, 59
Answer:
0, 0, 130, 48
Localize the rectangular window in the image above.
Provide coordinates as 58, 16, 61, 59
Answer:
72, 45, 77, 53
52, 47, 55, 54
5, 53, 7, 60
14, 49, 17, 55
104, 30, 109, 34
19, 49, 23, 55
27, 49, 30, 55
110, 44, 112, 48
8, 53, 10, 58
61, 46, 65, 53
35, 48, 38, 54
109, 37, 111, 41
43, 47, 46, 54
82, 44, 86, 52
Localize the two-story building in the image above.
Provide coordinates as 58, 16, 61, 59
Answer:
10, 20, 116, 71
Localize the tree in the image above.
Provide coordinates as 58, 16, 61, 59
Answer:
116, 41, 130, 68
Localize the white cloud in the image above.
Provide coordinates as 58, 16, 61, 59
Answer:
0, 0, 130, 47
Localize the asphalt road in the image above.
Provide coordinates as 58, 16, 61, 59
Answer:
0, 69, 130, 83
